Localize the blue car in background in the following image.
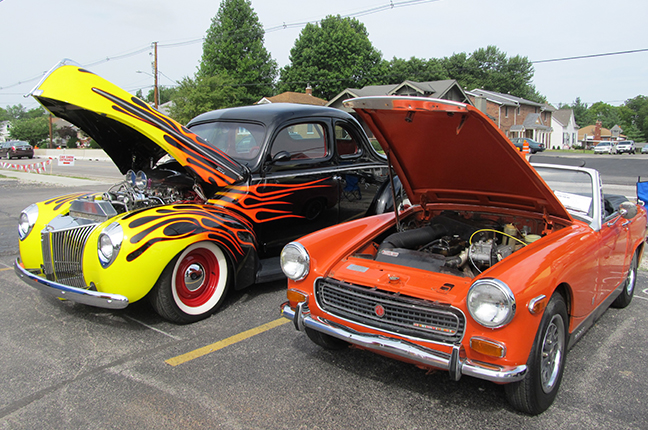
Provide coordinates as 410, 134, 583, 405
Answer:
510, 137, 545, 154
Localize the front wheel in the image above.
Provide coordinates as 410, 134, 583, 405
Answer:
150, 242, 230, 324
505, 293, 568, 415
612, 252, 638, 308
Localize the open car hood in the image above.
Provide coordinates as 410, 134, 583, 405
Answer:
347, 97, 571, 222
31, 64, 246, 187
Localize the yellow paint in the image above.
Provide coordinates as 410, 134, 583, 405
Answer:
0, 268, 12, 272
165, 318, 290, 366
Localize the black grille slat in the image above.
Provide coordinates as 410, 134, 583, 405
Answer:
42, 224, 97, 289
315, 278, 465, 343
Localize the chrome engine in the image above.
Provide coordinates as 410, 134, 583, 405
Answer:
102, 165, 206, 214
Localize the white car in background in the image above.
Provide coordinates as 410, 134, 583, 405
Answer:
615, 140, 635, 154
594, 141, 617, 154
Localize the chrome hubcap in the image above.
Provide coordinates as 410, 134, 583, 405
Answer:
627, 265, 636, 295
540, 314, 565, 393
184, 263, 205, 292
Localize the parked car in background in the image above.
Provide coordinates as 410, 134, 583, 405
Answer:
594, 141, 617, 154
0, 140, 34, 159
280, 96, 647, 415
615, 140, 635, 154
641, 144, 648, 154
510, 137, 545, 154
14, 64, 388, 323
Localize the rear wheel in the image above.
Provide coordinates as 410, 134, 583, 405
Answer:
150, 242, 230, 324
505, 293, 568, 415
612, 252, 638, 308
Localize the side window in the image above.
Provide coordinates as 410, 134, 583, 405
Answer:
271, 123, 327, 160
335, 124, 361, 158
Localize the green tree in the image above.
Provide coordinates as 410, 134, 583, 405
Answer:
198, 0, 277, 105
569, 97, 592, 127
169, 73, 246, 124
382, 57, 447, 84
9, 116, 49, 146
441, 46, 542, 102
623, 95, 648, 141
278, 15, 386, 100
588, 102, 621, 129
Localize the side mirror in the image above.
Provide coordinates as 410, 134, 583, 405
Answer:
619, 201, 638, 219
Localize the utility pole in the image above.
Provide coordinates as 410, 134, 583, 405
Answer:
153, 41, 159, 109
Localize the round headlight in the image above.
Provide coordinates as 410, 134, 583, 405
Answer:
18, 204, 39, 240
280, 242, 310, 281
467, 279, 515, 328
97, 222, 124, 267
135, 170, 148, 191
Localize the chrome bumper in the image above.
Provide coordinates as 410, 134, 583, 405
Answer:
14, 258, 129, 310
281, 302, 527, 383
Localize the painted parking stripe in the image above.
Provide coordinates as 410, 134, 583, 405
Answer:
0, 267, 12, 272
166, 317, 290, 366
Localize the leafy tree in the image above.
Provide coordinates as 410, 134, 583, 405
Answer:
279, 15, 386, 100
55, 125, 78, 147
198, 0, 277, 105
588, 102, 622, 129
381, 46, 542, 102
382, 57, 447, 83
623, 95, 648, 141
9, 116, 49, 146
569, 97, 592, 128
169, 73, 246, 124
441, 46, 542, 102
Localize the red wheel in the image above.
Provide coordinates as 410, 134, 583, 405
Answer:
150, 242, 229, 323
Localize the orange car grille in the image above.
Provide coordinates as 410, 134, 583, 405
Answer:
315, 278, 465, 344
42, 224, 97, 289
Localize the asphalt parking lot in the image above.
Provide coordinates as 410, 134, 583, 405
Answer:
1, 161, 648, 429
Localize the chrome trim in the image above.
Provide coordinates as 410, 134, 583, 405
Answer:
14, 258, 129, 310
282, 303, 527, 383
467, 278, 516, 328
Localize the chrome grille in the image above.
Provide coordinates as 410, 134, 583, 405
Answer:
42, 224, 98, 289
315, 278, 465, 343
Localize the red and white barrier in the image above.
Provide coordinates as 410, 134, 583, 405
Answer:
0, 158, 52, 173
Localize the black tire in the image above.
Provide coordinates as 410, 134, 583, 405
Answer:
149, 242, 230, 324
505, 293, 568, 415
612, 252, 638, 308
305, 327, 349, 350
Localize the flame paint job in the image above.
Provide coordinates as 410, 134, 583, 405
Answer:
208, 178, 334, 223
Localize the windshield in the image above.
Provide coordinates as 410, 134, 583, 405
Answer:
189, 121, 266, 162
534, 166, 595, 222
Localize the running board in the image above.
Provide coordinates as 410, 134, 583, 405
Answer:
255, 257, 285, 283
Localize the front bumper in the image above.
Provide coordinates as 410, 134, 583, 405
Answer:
14, 258, 129, 310
282, 302, 527, 383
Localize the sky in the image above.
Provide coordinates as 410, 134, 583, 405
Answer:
1, 0, 647, 112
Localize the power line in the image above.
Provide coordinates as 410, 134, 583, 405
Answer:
532, 48, 648, 64
0, 1, 440, 93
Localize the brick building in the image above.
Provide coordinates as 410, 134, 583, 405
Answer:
467, 89, 554, 147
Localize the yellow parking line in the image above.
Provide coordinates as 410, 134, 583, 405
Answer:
0, 268, 12, 272
166, 317, 290, 366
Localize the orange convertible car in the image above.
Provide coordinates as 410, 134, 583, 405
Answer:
280, 97, 647, 414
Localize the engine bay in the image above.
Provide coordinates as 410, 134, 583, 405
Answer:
358, 210, 555, 278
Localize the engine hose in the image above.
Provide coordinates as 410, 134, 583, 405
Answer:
378, 224, 448, 252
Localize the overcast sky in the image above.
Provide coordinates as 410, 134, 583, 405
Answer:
1, 0, 646, 112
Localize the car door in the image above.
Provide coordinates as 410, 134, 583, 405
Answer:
333, 121, 389, 223
255, 119, 339, 256
596, 204, 632, 303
